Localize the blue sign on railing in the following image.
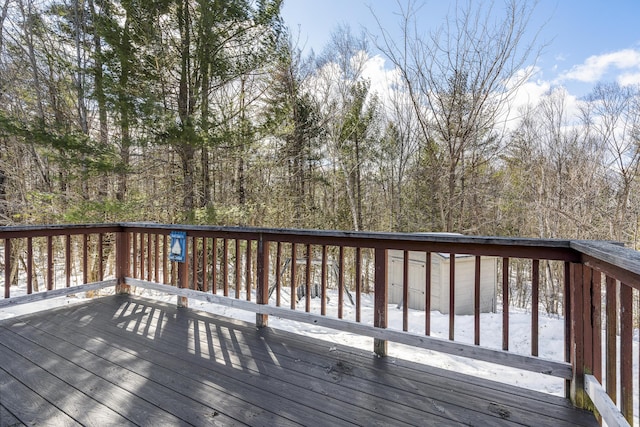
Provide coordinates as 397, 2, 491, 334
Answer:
169, 231, 187, 263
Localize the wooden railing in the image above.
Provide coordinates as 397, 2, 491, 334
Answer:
1, 223, 638, 426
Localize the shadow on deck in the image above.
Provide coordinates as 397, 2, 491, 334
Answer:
0, 295, 597, 426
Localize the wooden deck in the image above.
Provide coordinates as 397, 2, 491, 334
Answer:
0, 295, 597, 427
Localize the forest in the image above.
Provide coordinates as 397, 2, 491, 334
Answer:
0, 0, 639, 249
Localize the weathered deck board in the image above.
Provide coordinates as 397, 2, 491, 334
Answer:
0, 404, 24, 427
0, 295, 598, 427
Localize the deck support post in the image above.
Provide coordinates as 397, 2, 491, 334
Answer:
177, 236, 189, 308
570, 262, 594, 409
115, 230, 130, 294
374, 248, 388, 356
256, 235, 270, 328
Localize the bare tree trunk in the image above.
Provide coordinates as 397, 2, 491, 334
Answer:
18, 0, 45, 123
88, 0, 109, 197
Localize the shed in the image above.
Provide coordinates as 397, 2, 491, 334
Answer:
388, 250, 497, 315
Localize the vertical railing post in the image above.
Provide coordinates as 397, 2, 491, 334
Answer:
570, 262, 593, 409
374, 247, 388, 357
564, 261, 572, 398
256, 235, 270, 328
605, 276, 618, 405
177, 235, 189, 308
115, 229, 130, 294
620, 282, 633, 423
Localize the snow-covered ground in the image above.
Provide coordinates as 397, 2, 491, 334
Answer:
1, 285, 638, 426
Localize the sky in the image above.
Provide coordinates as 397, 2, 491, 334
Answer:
280, 0, 640, 102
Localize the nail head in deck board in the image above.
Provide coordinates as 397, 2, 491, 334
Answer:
0, 295, 599, 427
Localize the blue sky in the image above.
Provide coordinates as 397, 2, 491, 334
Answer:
280, 0, 640, 99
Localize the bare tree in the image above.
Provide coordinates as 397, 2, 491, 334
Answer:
374, 0, 540, 232
375, 89, 421, 231
580, 82, 640, 244
314, 25, 379, 231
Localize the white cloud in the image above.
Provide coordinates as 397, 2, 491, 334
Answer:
559, 48, 640, 83
618, 72, 640, 87
361, 54, 401, 102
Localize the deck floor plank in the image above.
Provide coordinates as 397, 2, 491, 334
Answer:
60, 298, 507, 426
0, 343, 133, 427
0, 324, 239, 427
25, 300, 427, 427
0, 295, 599, 427
10, 318, 325, 427
257, 327, 596, 426
84, 298, 574, 426
0, 368, 78, 427
0, 404, 24, 427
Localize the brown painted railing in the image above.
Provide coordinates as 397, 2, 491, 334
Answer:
1, 223, 638, 426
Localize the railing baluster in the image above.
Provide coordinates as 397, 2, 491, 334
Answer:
355, 246, 362, 323
147, 232, 152, 282
27, 237, 33, 294
202, 237, 208, 292
246, 240, 252, 301
235, 239, 241, 299
192, 237, 198, 291
83, 234, 88, 284
99, 233, 104, 282
47, 235, 53, 291
4, 238, 10, 298
502, 257, 509, 351
449, 253, 456, 340
163, 234, 168, 284
321, 245, 327, 316
338, 245, 344, 319
290, 243, 297, 310
474, 255, 481, 346
305, 243, 311, 312
275, 241, 281, 306
140, 233, 145, 280
132, 232, 138, 279
403, 250, 409, 332
154, 233, 159, 284
425, 252, 431, 336
66, 235, 71, 288
223, 239, 229, 296
211, 238, 217, 294
532, 259, 539, 356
